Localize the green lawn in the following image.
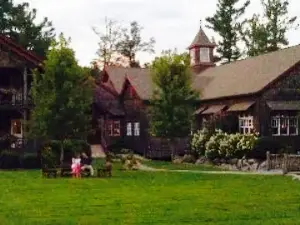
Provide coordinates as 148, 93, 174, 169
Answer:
0, 168, 300, 225
143, 160, 223, 171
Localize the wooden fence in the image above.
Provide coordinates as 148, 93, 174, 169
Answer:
266, 151, 300, 174
146, 137, 190, 160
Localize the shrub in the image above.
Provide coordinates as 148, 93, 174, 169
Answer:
191, 128, 212, 156
236, 134, 258, 158
0, 150, 21, 169
205, 129, 226, 159
21, 153, 40, 169
41, 146, 59, 168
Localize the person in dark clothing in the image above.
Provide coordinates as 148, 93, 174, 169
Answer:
80, 152, 94, 176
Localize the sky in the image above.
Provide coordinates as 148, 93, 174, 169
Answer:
14, 0, 300, 66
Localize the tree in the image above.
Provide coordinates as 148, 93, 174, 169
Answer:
117, 21, 155, 67
149, 51, 199, 140
240, 0, 298, 56
0, 0, 55, 57
93, 17, 123, 67
206, 0, 250, 63
29, 34, 93, 164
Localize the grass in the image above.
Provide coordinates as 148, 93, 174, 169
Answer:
0, 166, 300, 224
143, 160, 223, 171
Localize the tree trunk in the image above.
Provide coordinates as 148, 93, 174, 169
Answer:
60, 142, 64, 166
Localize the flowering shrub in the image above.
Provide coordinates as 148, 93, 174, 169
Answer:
191, 128, 211, 156
205, 129, 226, 159
192, 128, 259, 160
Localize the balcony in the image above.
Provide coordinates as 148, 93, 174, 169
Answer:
0, 88, 32, 107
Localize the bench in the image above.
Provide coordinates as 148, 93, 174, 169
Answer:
42, 168, 58, 178
97, 161, 112, 177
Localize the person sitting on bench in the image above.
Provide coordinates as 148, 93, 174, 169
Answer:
80, 152, 94, 176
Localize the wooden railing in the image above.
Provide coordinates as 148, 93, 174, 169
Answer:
266, 151, 300, 174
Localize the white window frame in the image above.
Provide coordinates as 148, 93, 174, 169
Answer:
271, 115, 298, 136
126, 122, 132, 136
134, 122, 140, 136
238, 115, 254, 134
200, 47, 210, 62
190, 48, 197, 65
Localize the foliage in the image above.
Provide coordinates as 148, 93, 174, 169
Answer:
93, 17, 124, 67
239, 0, 298, 56
205, 0, 250, 63
194, 128, 259, 160
29, 34, 93, 163
205, 129, 226, 159
0, 150, 21, 169
0, 0, 55, 57
149, 50, 199, 138
191, 128, 212, 156
116, 21, 155, 67
40, 145, 59, 168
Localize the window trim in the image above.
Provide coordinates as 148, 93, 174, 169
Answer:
134, 122, 140, 136
126, 121, 140, 137
200, 47, 210, 63
107, 120, 121, 137
238, 115, 254, 134
11, 119, 22, 137
271, 115, 298, 136
126, 122, 132, 136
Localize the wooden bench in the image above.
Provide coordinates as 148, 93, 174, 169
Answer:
42, 168, 58, 178
97, 161, 112, 178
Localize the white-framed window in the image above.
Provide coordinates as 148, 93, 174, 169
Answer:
190, 48, 196, 65
126, 122, 132, 136
134, 122, 140, 136
271, 115, 298, 136
107, 120, 120, 137
200, 47, 210, 62
239, 115, 254, 134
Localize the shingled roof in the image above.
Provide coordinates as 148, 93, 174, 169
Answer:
104, 66, 153, 100
104, 45, 300, 102
0, 35, 43, 66
188, 27, 216, 49
192, 44, 300, 100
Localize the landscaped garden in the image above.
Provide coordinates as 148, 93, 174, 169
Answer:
1, 165, 300, 225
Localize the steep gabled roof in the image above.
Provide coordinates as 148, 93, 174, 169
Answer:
188, 27, 216, 49
104, 66, 153, 100
0, 35, 43, 67
192, 44, 300, 100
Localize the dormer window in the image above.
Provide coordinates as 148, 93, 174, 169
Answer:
200, 47, 210, 62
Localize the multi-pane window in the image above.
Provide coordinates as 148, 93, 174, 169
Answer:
11, 119, 22, 135
239, 116, 254, 134
200, 47, 210, 62
134, 122, 140, 136
107, 120, 120, 137
126, 122, 132, 136
126, 122, 140, 137
271, 116, 298, 136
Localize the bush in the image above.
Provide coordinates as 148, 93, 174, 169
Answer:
21, 153, 40, 169
0, 150, 21, 169
191, 128, 212, 156
41, 146, 59, 168
205, 129, 226, 159
236, 134, 258, 158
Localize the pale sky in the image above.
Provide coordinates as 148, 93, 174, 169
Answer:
15, 0, 300, 66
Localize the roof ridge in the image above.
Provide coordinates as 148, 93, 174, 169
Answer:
198, 44, 300, 75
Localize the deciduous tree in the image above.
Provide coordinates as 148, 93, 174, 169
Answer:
29, 34, 93, 164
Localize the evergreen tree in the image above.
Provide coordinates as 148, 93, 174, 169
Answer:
149, 51, 198, 139
206, 0, 250, 63
0, 0, 55, 57
240, 0, 297, 56
29, 34, 93, 163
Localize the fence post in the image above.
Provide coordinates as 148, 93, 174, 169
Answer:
282, 153, 288, 175
266, 151, 270, 171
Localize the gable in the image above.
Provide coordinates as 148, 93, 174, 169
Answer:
122, 79, 139, 100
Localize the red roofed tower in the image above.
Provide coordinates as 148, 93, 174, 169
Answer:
188, 21, 216, 74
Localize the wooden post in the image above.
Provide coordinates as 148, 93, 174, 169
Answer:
23, 67, 28, 145
266, 151, 270, 171
283, 153, 288, 175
